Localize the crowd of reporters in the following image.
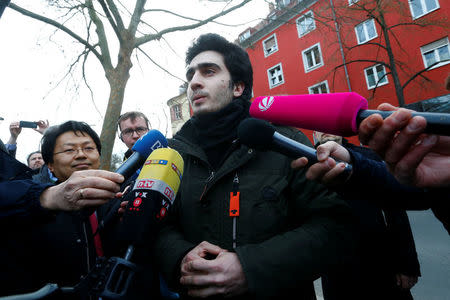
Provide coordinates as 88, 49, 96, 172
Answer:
0, 32, 449, 300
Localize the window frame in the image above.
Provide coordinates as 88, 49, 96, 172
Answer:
355, 19, 378, 44
364, 64, 389, 90
262, 33, 279, 57
408, 0, 440, 20
173, 104, 182, 121
239, 30, 251, 42
308, 80, 329, 94
302, 42, 324, 73
267, 63, 285, 89
420, 37, 450, 70
296, 10, 316, 38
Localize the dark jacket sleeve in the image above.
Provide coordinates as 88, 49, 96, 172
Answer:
343, 148, 449, 234
5, 143, 17, 158
1, 145, 54, 221
0, 180, 54, 220
383, 209, 421, 276
343, 149, 429, 209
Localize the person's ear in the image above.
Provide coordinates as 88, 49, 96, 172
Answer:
233, 82, 245, 97
47, 162, 54, 173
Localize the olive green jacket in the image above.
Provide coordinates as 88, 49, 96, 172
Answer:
155, 120, 354, 300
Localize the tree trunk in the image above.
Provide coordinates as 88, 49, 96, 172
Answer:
99, 39, 133, 170
379, 8, 405, 107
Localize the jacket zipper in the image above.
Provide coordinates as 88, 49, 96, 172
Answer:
199, 170, 215, 203
231, 173, 240, 249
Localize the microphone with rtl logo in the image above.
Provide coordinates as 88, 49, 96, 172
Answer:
119, 147, 184, 254
81, 149, 183, 299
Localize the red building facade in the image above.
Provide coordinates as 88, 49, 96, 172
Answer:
238, 0, 449, 143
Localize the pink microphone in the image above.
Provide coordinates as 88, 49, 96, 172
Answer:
250, 92, 450, 136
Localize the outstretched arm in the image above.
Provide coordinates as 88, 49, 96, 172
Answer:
358, 103, 450, 188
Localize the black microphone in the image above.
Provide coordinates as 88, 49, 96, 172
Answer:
90, 148, 183, 298
119, 147, 184, 251
237, 118, 353, 174
99, 130, 168, 231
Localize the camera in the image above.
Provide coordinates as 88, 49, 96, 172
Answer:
19, 121, 38, 128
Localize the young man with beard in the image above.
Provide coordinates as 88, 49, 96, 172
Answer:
154, 33, 355, 300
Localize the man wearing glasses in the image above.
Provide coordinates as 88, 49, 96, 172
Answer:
1, 120, 115, 296
117, 111, 150, 160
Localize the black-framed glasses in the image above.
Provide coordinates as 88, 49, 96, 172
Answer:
54, 146, 97, 156
120, 127, 148, 138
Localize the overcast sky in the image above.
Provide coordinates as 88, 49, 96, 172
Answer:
0, 0, 269, 164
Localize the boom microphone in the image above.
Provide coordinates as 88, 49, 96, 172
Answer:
250, 92, 450, 136
115, 129, 168, 179
237, 118, 352, 175
119, 147, 184, 248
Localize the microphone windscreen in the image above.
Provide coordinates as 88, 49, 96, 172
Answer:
250, 92, 368, 136
132, 129, 168, 158
237, 118, 276, 150
119, 148, 184, 247
133, 148, 184, 205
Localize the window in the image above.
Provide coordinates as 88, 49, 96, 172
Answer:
171, 104, 182, 121
239, 30, 251, 42
296, 11, 315, 37
278, 0, 291, 8
349, 0, 360, 5
309, 81, 329, 94
355, 19, 377, 44
267, 63, 285, 88
263, 34, 278, 57
364, 64, 388, 89
420, 37, 450, 69
302, 43, 323, 72
409, 0, 439, 19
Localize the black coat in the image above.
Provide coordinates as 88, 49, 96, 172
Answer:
321, 143, 421, 300
0, 208, 98, 297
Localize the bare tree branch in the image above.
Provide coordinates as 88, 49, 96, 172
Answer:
137, 46, 186, 83
96, 0, 122, 42
143, 8, 257, 27
135, 0, 251, 47
402, 60, 449, 90
9, 2, 102, 61
104, 0, 125, 30
388, 22, 428, 30
85, 0, 113, 71
347, 41, 387, 51
128, 0, 146, 36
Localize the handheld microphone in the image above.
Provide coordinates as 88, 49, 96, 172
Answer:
250, 92, 450, 136
237, 118, 353, 175
115, 129, 168, 179
119, 147, 184, 249
96, 148, 183, 298
70, 149, 183, 300
98, 130, 168, 232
